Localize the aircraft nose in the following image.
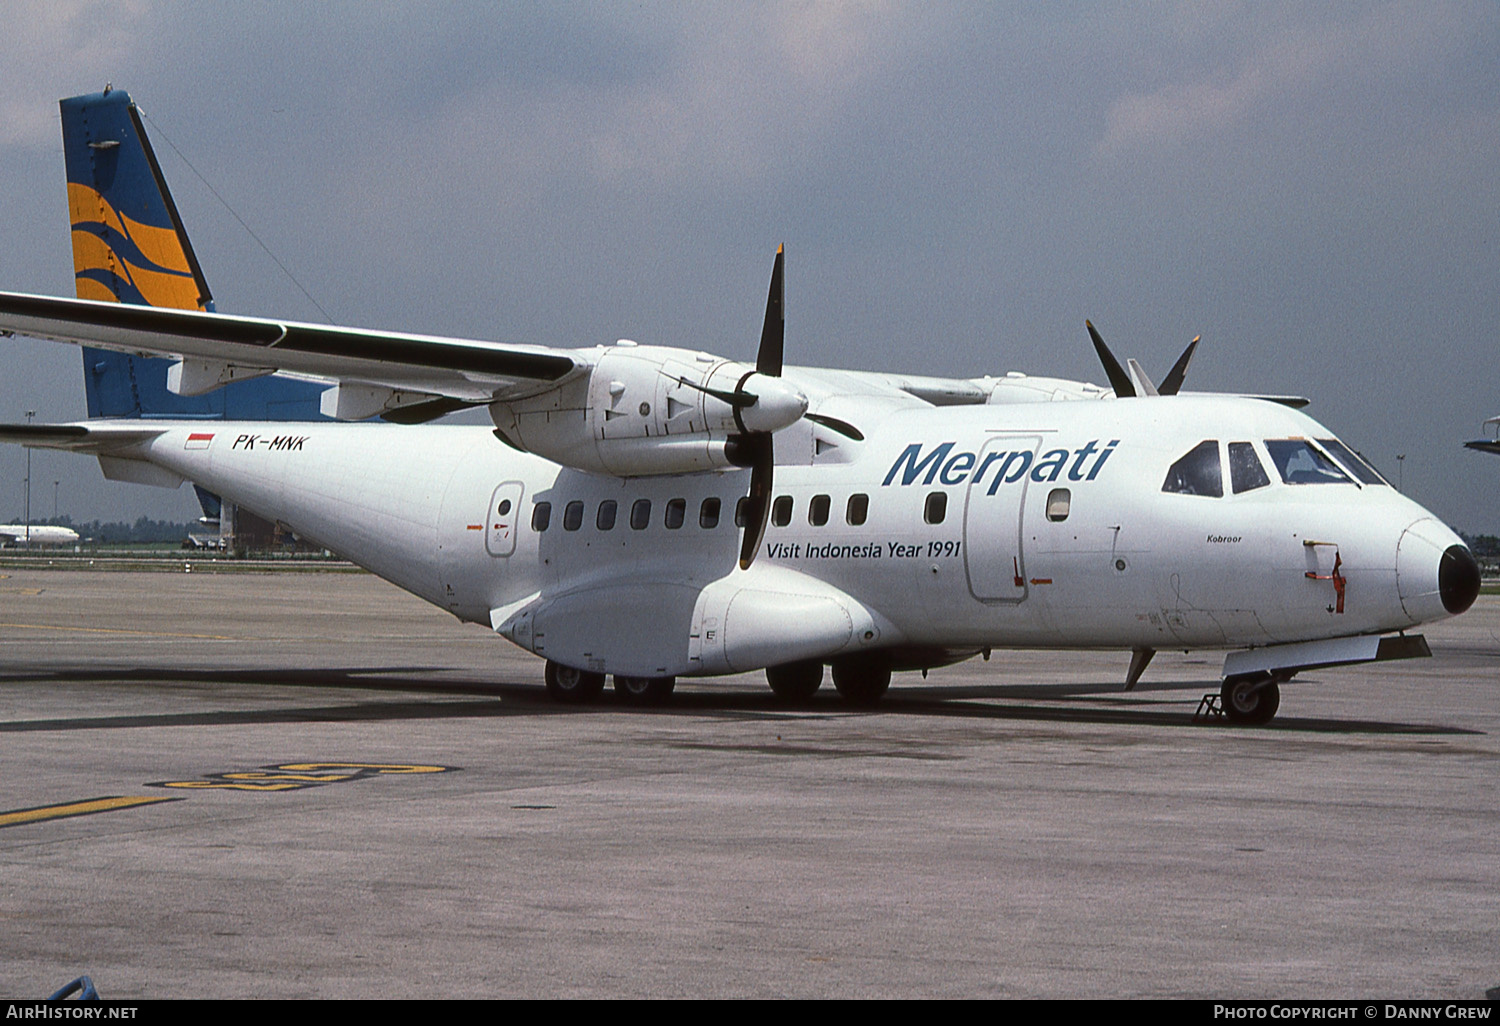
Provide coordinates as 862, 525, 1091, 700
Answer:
1396, 518, 1479, 622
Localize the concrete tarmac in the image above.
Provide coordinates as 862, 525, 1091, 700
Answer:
0, 568, 1496, 999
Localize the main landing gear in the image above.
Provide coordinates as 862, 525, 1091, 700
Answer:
544, 660, 606, 703
543, 657, 895, 708
613, 674, 676, 706
764, 655, 892, 707
830, 654, 891, 707
765, 659, 824, 704
1219, 672, 1283, 726
542, 661, 675, 706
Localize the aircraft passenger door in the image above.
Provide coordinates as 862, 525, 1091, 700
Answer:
963, 435, 1040, 602
485, 482, 525, 557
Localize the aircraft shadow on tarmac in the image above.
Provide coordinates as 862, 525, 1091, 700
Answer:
0, 665, 1478, 737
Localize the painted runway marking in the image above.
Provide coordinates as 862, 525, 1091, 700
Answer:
151, 761, 457, 792
0, 621, 241, 640
7, 764, 454, 831
0, 794, 182, 829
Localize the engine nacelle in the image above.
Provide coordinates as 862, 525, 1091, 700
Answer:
489, 342, 806, 477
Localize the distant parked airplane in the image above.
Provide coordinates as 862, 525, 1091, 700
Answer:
0, 524, 79, 547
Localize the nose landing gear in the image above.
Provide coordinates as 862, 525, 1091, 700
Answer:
1217, 671, 1284, 726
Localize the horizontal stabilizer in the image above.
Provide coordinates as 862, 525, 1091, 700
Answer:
0, 421, 165, 453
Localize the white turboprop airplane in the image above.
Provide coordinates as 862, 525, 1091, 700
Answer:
0, 524, 80, 547
0, 90, 1481, 724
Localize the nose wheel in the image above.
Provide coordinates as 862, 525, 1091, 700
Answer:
1220, 672, 1282, 726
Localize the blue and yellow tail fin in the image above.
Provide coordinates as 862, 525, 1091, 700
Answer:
62, 88, 212, 313
61, 88, 322, 420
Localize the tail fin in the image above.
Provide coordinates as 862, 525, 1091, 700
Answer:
61, 88, 323, 421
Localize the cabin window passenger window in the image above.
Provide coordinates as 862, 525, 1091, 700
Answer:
665, 498, 686, 529
1264, 440, 1351, 485
846, 493, 869, 526
771, 496, 793, 527
1046, 488, 1071, 522
1316, 438, 1388, 485
734, 497, 750, 528
1162, 440, 1222, 497
809, 494, 830, 526
630, 499, 651, 530
563, 500, 584, 531
596, 500, 617, 531
700, 498, 721, 529
531, 502, 551, 532
1228, 442, 1270, 494
924, 491, 947, 525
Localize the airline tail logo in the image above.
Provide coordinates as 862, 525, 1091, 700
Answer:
69, 181, 202, 310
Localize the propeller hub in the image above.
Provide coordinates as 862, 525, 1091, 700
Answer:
734, 373, 807, 434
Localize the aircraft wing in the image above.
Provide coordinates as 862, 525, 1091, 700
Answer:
1466, 415, 1500, 455
0, 291, 584, 411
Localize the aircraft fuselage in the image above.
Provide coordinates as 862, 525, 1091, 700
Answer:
118, 394, 1469, 679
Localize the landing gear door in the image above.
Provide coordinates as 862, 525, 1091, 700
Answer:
963, 435, 1040, 602
485, 482, 525, 557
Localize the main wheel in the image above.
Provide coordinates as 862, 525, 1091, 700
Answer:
613, 674, 676, 706
544, 660, 606, 704
1221, 673, 1281, 725
766, 660, 824, 703
830, 655, 891, 707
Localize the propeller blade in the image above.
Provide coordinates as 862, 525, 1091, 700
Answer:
1158, 336, 1199, 396
738, 433, 774, 570
1086, 320, 1134, 398
675, 375, 756, 409
806, 413, 864, 440
757, 245, 784, 377
737, 245, 789, 570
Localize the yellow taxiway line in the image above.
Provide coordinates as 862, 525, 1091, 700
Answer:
0, 795, 181, 829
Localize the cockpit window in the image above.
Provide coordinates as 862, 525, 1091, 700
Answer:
1316, 438, 1388, 486
1162, 440, 1222, 497
1264, 439, 1352, 485
1228, 442, 1270, 494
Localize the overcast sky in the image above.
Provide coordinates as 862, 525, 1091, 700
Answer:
0, 1, 1496, 532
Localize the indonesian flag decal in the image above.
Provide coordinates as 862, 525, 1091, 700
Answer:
185, 432, 214, 450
